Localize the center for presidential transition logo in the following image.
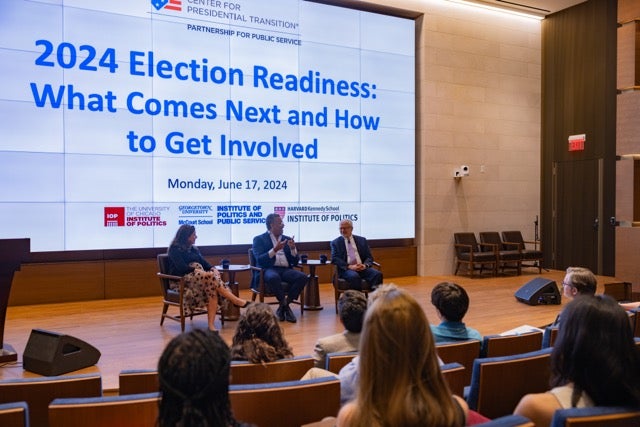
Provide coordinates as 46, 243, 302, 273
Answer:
151, 0, 182, 12
104, 206, 168, 227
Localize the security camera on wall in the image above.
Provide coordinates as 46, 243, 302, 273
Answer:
454, 165, 470, 179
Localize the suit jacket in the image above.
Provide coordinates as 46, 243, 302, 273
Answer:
330, 234, 374, 275
312, 330, 360, 368
251, 231, 299, 289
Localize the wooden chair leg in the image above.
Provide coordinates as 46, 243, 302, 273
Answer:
160, 304, 169, 326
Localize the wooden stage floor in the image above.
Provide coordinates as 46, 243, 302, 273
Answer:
0, 268, 618, 393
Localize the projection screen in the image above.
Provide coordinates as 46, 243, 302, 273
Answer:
0, 0, 415, 252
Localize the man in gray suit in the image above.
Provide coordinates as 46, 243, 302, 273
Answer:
312, 290, 367, 368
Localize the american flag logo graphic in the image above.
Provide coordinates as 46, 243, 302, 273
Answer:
151, 0, 182, 12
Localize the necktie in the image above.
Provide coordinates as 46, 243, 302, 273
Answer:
347, 239, 357, 265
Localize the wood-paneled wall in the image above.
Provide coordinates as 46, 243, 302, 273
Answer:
541, 0, 617, 274
616, 0, 640, 289
9, 245, 416, 306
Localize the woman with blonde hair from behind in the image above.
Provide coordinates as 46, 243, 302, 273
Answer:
336, 286, 467, 427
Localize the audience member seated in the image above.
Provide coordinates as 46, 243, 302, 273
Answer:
302, 285, 396, 405
312, 290, 367, 368
430, 282, 482, 343
158, 328, 254, 427
230, 302, 294, 363
561, 266, 597, 299
514, 295, 640, 426
336, 285, 468, 427
549, 266, 597, 327
302, 285, 459, 411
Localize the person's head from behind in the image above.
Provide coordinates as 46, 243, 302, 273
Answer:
430, 281, 470, 322
355, 285, 459, 425
231, 302, 293, 363
171, 224, 196, 248
338, 290, 367, 333
552, 295, 640, 407
562, 266, 597, 298
158, 329, 236, 427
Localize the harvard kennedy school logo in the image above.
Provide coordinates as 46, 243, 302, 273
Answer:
151, 0, 182, 12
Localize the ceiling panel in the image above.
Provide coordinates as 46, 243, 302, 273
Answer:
472, 0, 587, 17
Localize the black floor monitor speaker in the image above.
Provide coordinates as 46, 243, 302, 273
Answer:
23, 328, 101, 376
515, 277, 562, 306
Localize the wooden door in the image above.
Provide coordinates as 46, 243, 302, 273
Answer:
552, 159, 601, 272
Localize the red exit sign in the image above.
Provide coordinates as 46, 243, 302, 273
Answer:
568, 134, 585, 151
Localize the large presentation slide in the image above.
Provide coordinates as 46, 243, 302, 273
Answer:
0, 0, 415, 252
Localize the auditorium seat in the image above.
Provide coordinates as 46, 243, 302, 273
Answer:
603, 281, 633, 302
476, 414, 534, 426
118, 369, 158, 395
229, 377, 340, 427
118, 356, 317, 395
481, 331, 543, 358
0, 373, 102, 427
466, 348, 552, 419
0, 401, 30, 427
436, 339, 481, 385
230, 355, 315, 385
550, 406, 640, 426
542, 325, 559, 348
441, 362, 466, 396
48, 392, 160, 427
629, 308, 640, 337
324, 351, 357, 374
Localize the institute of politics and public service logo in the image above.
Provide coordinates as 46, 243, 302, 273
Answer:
151, 0, 182, 12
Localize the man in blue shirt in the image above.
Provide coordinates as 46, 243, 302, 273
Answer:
430, 282, 482, 343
